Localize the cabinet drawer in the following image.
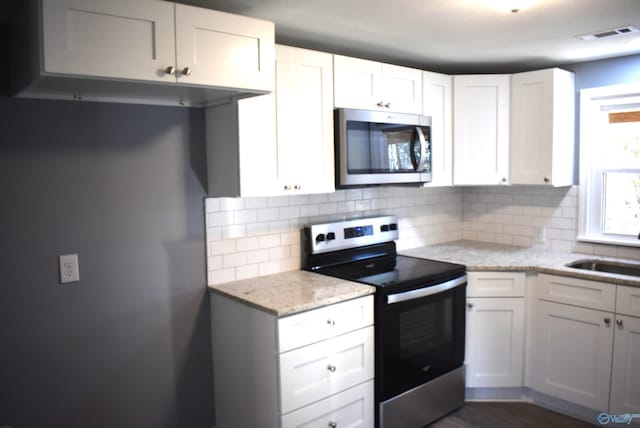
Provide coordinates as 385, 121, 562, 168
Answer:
616, 286, 640, 318
467, 272, 526, 297
279, 326, 374, 414
281, 380, 373, 428
278, 295, 373, 352
536, 274, 615, 312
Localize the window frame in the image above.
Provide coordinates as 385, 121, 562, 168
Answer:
578, 82, 640, 248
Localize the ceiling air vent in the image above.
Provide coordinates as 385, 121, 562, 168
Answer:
578, 25, 640, 41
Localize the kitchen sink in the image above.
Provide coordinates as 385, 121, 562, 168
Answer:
566, 259, 640, 278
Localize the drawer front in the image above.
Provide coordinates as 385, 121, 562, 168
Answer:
616, 286, 640, 318
467, 272, 526, 297
536, 274, 615, 312
281, 380, 373, 428
279, 326, 374, 414
278, 295, 373, 352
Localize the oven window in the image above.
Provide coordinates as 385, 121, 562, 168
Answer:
378, 284, 465, 400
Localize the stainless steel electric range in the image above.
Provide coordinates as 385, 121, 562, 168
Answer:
303, 215, 467, 428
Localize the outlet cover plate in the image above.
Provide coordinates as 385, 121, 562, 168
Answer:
59, 254, 79, 284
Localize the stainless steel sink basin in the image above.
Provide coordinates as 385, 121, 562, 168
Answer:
566, 259, 640, 277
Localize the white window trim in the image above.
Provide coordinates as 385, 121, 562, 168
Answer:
578, 82, 640, 248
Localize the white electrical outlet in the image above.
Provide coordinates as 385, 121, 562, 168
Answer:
59, 254, 80, 284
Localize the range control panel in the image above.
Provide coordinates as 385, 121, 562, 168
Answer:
305, 215, 399, 254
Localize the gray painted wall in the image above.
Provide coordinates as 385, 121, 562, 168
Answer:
0, 26, 214, 428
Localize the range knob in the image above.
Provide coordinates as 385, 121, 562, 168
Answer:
326, 232, 336, 241
315, 233, 326, 243
389, 223, 398, 231
381, 224, 389, 232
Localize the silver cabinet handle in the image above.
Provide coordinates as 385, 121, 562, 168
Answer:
327, 364, 336, 372
165, 66, 176, 75
328, 422, 337, 428
616, 319, 623, 327
604, 317, 611, 325
181, 67, 191, 76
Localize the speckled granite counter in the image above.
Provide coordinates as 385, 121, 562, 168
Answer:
209, 270, 375, 317
401, 240, 640, 287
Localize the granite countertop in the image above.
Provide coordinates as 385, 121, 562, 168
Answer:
401, 240, 640, 287
209, 270, 375, 317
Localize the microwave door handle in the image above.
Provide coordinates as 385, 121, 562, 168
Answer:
412, 127, 427, 171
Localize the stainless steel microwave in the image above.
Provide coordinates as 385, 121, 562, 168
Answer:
334, 108, 432, 187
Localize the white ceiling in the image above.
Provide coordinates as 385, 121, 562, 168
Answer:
180, 0, 640, 73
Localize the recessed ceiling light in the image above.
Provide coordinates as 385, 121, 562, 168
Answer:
480, 0, 538, 13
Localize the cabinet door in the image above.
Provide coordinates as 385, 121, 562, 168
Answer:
610, 315, 640, 415
382, 64, 423, 114
281, 381, 374, 428
422, 71, 453, 186
466, 298, 525, 387
333, 55, 383, 110
510, 68, 575, 186
453, 75, 510, 185
42, 0, 175, 82
279, 326, 374, 414
175, 3, 274, 90
530, 300, 613, 410
276, 46, 335, 194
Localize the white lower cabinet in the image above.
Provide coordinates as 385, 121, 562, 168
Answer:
466, 297, 525, 387
529, 299, 614, 410
280, 327, 374, 413
610, 314, 640, 414
210, 294, 374, 428
529, 275, 640, 417
465, 272, 526, 388
281, 380, 374, 428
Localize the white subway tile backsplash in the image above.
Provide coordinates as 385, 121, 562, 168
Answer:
205, 184, 632, 285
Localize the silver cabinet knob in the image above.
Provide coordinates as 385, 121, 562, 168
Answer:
164, 66, 176, 75
384, 102, 391, 108
181, 67, 192, 76
604, 317, 611, 325
616, 319, 623, 327
284, 185, 291, 191
328, 422, 337, 428
326, 319, 335, 326
467, 302, 474, 308
376, 101, 384, 107
501, 177, 507, 183
327, 364, 336, 372
544, 177, 550, 183
294, 184, 301, 190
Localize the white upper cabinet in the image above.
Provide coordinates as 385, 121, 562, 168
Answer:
206, 45, 334, 197
334, 55, 422, 114
422, 71, 453, 187
510, 68, 575, 186
453, 75, 511, 185
13, 0, 275, 105
42, 0, 176, 82
275, 45, 335, 195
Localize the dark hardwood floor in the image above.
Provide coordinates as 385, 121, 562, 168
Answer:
430, 402, 596, 428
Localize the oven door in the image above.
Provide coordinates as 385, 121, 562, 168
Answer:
376, 275, 466, 401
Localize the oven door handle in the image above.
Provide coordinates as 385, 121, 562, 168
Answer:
386, 275, 466, 304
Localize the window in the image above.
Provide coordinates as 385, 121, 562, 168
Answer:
579, 83, 640, 247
